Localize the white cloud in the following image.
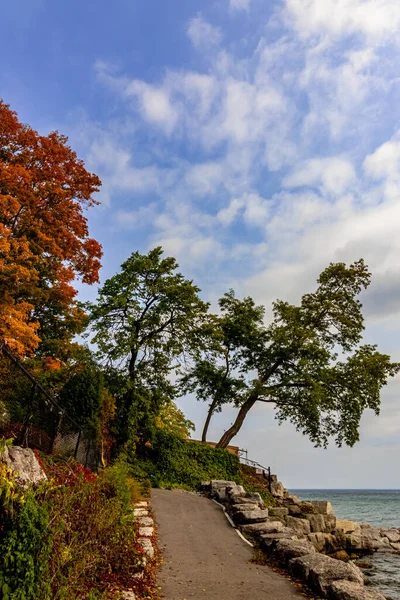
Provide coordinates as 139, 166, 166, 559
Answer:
217, 198, 244, 225
284, 0, 400, 41
125, 80, 178, 134
298, 47, 379, 141
229, 0, 251, 11
243, 193, 270, 225
185, 162, 224, 196
217, 193, 270, 227
115, 203, 158, 229
364, 136, 400, 180
284, 157, 357, 195
187, 15, 222, 49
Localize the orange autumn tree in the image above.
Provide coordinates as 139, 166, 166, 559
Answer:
0, 100, 102, 357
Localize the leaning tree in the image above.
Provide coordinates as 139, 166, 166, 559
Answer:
185, 259, 400, 449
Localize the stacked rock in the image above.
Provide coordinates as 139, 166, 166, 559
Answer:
203, 481, 387, 600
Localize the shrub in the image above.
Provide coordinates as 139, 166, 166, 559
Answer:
0, 479, 52, 600
0, 456, 146, 600
128, 430, 242, 490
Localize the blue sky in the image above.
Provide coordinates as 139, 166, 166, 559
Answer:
2, 0, 400, 488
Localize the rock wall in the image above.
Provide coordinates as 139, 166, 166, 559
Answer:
238, 469, 400, 556
203, 480, 388, 600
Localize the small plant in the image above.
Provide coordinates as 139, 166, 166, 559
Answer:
0, 488, 52, 600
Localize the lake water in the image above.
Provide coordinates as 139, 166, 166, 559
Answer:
291, 490, 400, 600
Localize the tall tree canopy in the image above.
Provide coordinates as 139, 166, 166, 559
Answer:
0, 100, 102, 357
87, 247, 210, 446
186, 260, 400, 449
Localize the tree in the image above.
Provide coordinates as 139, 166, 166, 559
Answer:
87, 247, 210, 446
187, 260, 400, 449
0, 100, 102, 357
180, 294, 261, 442
155, 401, 195, 439
59, 362, 104, 438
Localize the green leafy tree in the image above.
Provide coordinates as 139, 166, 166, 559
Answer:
186, 259, 400, 448
155, 401, 195, 439
180, 295, 261, 442
59, 362, 104, 437
87, 247, 209, 446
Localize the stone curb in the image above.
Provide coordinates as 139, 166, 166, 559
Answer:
122, 500, 156, 599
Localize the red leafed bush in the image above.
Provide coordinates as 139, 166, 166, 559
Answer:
38, 453, 97, 486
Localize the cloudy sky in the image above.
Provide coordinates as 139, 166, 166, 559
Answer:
2, 0, 400, 488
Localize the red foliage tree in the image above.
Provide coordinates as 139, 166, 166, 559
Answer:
0, 100, 102, 356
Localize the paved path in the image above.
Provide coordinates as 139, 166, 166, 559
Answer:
152, 488, 305, 600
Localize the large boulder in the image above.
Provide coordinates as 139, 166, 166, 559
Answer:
2, 446, 47, 488
308, 532, 346, 554
307, 514, 326, 533
288, 504, 303, 516
286, 516, 311, 536
289, 553, 364, 595
230, 503, 261, 514
328, 581, 386, 600
259, 532, 299, 552
270, 481, 286, 498
325, 515, 338, 533
284, 494, 300, 505
347, 527, 390, 552
244, 492, 264, 506
233, 509, 269, 525
226, 484, 245, 500
241, 520, 286, 538
323, 534, 344, 554
269, 507, 289, 519
380, 529, 400, 544
336, 520, 358, 534
310, 501, 335, 516
308, 532, 327, 552
390, 542, 400, 552
272, 539, 316, 566
210, 480, 237, 501
230, 496, 261, 506
300, 501, 316, 513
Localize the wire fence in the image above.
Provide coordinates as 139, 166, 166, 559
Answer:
0, 343, 100, 471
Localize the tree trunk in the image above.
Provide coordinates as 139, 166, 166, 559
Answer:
202, 397, 218, 442
216, 394, 258, 448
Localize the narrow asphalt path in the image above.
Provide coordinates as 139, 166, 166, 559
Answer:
152, 488, 305, 600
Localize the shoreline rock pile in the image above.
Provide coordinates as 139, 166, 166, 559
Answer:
203, 480, 389, 600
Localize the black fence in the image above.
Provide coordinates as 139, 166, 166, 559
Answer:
0, 344, 100, 471
238, 449, 272, 492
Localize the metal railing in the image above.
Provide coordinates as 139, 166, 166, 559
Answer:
238, 448, 272, 493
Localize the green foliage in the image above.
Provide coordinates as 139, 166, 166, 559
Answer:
87, 247, 210, 447
155, 401, 195, 439
59, 362, 104, 437
185, 259, 400, 448
128, 430, 241, 490
0, 460, 144, 600
0, 491, 52, 600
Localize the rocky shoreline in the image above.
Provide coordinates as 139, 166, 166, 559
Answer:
203, 479, 396, 600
